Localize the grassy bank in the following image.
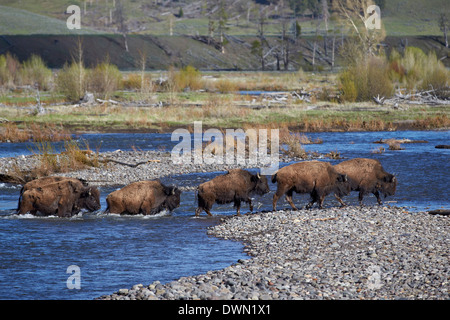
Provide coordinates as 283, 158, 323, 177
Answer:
1, 70, 449, 135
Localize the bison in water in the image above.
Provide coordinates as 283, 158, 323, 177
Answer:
18, 177, 100, 217
105, 180, 181, 215
333, 158, 397, 206
272, 161, 350, 210
195, 169, 270, 216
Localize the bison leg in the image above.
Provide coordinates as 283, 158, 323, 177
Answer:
318, 194, 326, 209
247, 198, 253, 212
234, 199, 241, 216
285, 189, 297, 210
358, 191, 365, 207
373, 190, 383, 205
334, 194, 346, 207
273, 185, 289, 211
195, 207, 213, 216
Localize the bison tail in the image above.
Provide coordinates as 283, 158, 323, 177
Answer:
194, 187, 199, 206
16, 186, 24, 213
271, 173, 278, 184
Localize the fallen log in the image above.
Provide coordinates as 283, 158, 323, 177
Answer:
428, 209, 450, 216
101, 158, 161, 167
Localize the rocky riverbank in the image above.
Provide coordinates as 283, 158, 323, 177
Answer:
98, 205, 449, 300
0, 149, 305, 187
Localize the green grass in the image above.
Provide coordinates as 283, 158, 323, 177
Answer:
0, 4, 99, 35
0, 0, 447, 36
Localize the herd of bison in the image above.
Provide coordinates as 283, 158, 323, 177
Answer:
16, 158, 397, 217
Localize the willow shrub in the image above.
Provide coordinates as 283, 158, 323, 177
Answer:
20, 55, 52, 90
339, 55, 394, 102
88, 62, 122, 99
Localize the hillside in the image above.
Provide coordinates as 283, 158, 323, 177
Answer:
0, 1, 448, 71
0, 0, 448, 36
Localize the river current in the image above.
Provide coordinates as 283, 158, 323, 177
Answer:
0, 130, 448, 299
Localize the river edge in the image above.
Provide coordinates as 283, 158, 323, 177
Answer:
97, 205, 449, 300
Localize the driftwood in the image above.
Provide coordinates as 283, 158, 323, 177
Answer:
374, 138, 429, 144
435, 145, 450, 149
428, 209, 450, 216
373, 89, 450, 106
101, 158, 161, 167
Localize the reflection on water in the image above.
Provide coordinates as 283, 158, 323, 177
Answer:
0, 130, 448, 299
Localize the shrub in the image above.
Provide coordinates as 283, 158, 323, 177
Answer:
389, 47, 449, 98
338, 55, 393, 102
88, 62, 122, 99
56, 62, 87, 102
20, 55, 53, 90
338, 70, 358, 102
215, 79, 238, 93
168, 65, 203, 91
0, 53, 20, 88
122, 72, 153, 93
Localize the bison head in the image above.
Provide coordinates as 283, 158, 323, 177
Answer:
162, 186, 181, 212
380, 174, 397, 197
79, 187, 101, 212
251, 172, 270, 196
335, 173, 351, 197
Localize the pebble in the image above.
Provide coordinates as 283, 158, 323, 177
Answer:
97, 206, 449, 300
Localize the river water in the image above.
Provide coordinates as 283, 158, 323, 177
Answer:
0, 130, 448, 299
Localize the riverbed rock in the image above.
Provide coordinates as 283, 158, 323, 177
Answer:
97, 206, 449, 300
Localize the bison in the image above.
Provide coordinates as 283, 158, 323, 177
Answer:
195, 169, 270, 216
105, 180, 181, 215
333, 158, 397, 206
17, 176, 89, 213
18, 178, 100, 217
272, 161, 350, 210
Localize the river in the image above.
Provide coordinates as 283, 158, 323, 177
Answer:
0, 130, 448, 299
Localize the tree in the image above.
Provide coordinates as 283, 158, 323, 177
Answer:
217, 0, 228, 53
439, 13, 449, 48
114, 0, 128, 52
332, 0, 386, 60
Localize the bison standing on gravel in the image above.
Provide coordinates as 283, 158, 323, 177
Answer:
105, 180, 181, 215
195, 169, 270, 216
333, 158, 397, 206
272, 161, 350, 210
18, 177, 100, 217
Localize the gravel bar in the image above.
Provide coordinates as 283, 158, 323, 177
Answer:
98, 206, 449, 300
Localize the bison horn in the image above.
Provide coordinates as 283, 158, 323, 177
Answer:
171, 188, 175, 195
256, 172, 261, 179
344, 174, 348, 182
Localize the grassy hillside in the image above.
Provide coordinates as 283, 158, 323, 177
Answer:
0, 0, 448, 36
0, 5, 98, 35
382, 0, 448, 36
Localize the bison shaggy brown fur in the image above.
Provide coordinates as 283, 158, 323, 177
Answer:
18, 178, 100, 217
333, 158, 397, 206
195, 169, 270, 216
272, 161, 350, 210
105, 180, 181, 215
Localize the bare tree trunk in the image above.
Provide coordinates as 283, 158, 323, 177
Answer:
123, 33, 128, 52
331, 35, 336, 70
445, 25, 448, 48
